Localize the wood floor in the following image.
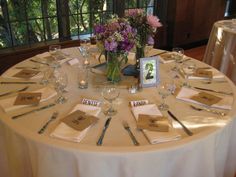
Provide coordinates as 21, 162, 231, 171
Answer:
184, 45, 206, 61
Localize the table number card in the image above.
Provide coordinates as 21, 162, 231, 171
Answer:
14, 92, 42, 105
61, 110, 98, 131
13, 69, 40, 79
81, 98, 101, 107
190, 92, 222, 106
193, 69, 213, 78
137, 114, 169, 132
130, 100, 149, 107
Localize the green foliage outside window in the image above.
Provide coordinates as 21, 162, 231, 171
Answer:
0, 0, 155, 49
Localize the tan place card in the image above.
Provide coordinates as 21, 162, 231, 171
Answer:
193, 69, 213, 78
61, 110, 98, 131
190, 92, 222, 106
137, 114, 169, 132
13, 69, 40, 79
14, 92, 42, 105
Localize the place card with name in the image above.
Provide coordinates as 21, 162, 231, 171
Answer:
130, 100, 149, 107
137, 114, 169, 132
61, 110, 98, 131
13, 69, 40, 79
190, 92, 222, 106
14, 92, 42, 105
81, 98, 101, 107
193, 68, 213, 78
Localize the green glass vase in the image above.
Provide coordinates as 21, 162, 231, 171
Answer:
106, 52, 122, 83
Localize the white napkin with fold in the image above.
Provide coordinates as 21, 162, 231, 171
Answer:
36, 52, 71, 65
159, 52, 175, 64
0, 87, 57, 112
131, 104, 181, 144
172, 115, 230, 129
1, 68, 43, 80
182, 68, 225, 80
176, 87, 233, 110
50, 104, 101, 143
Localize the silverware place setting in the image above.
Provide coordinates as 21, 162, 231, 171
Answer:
0, 86, 29, 97
97, 117, 112, 146
190, 105, 227, 116
122, 121, 140, 146
38, 111, 59, 134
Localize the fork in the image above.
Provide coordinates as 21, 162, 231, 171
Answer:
38, 112, 59, 134
190, 105, 227, 116
122, 121, 140, 146
0, 86, 29, 97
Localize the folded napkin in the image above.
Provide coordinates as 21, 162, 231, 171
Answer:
131, 104, 181, 144
176, 87, 233, 110
50, 104, 101, 142
159, 52, 175, 64
1, 68, 43, 80
172, 115, 229, 129
0, 87, 56, 112
36, 52, 71, 65
182, 68, 224, 80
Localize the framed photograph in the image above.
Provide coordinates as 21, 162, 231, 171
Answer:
140, 56, 160, 88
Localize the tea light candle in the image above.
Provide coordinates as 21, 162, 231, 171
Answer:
80, 80, 87, 86
84, 59, 90, 66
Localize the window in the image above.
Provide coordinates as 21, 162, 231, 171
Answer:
0, 0, 157, 50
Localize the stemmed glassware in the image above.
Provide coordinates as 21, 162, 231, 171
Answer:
49, 44, 62, 68
157, 81, 173, 111
181, 60, 196, 87
101, 82, 120, 116
51, 68, 68, 104
172, 47, 184, 71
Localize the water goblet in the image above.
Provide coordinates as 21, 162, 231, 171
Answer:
172, 47, 184, 71
52, 68, 68, 104
157, 82, 172, 111
101, 83, 120, 116
49, 45, 62, 68
182, 60, 196, 87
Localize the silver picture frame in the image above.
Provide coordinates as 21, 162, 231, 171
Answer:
140, 56, 160, 88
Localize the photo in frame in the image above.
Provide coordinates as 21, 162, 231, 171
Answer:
140, 56, 160, 88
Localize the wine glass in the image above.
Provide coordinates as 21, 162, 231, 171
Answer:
157, 81, 172, 111
101, 82, 120, 116
172, 47, 184, 71
181, 60, 196, 87
52, 68, 68, 104
49, 45, 62, 68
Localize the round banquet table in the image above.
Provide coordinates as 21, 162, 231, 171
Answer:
203, 19, 236, 84
0, 47, 236, 177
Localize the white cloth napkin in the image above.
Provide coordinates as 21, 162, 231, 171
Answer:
172, 115, 230, 129
50, 104, 101, 143
176, 87, 233, 110
0, 87, 57, 112
36, 52, 71, 65
131, 104, 181, 144
1, 68, 43, 80
159, 52, 175, 64
182, 68, 225, 80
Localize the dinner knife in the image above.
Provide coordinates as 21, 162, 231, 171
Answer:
0, 81, 37, 84
12, 103, 56, 119
167, 110, 193, 136
194, 86, 233, 95
149, 51, 167, 57
97, 117, 112, 146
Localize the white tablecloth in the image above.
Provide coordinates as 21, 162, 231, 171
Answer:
203, 19, 236, 84
0, 47, 236, 177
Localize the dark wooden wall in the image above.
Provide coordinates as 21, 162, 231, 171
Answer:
155, 0, 226, 49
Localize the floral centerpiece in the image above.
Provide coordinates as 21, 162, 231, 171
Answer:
94, 17, 136, 82
125, 9, 162, 69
